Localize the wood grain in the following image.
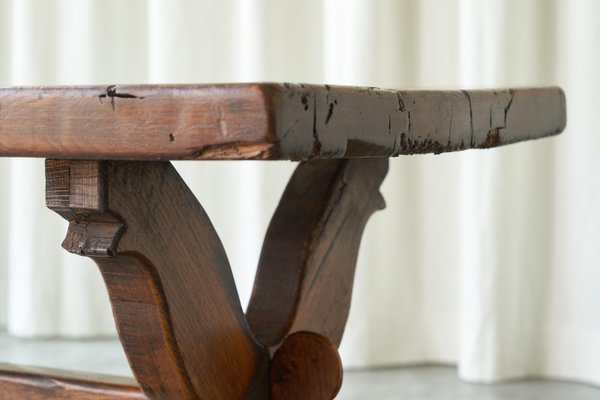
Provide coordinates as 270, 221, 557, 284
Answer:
270, 332, 342, 400
0, 363, 145, 400
247, 158, 388, 349
28, 83, 566, 399
46, 160, 269, 400
0, 84, 565, 160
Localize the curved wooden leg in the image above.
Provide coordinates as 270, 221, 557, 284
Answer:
45, 158, 387, 400
248, 158, 389, 399
46, 160, 269, 400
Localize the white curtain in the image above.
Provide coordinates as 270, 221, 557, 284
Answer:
1, 0, 599, 386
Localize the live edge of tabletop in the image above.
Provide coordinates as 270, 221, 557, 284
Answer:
0, 83, 565, 160
0, 83, 566, 400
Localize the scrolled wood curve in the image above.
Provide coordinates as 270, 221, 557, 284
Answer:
247, 158, 389, 349
46, 160, 269, 400
45, 157, 389, 399
270, 331, 342, 400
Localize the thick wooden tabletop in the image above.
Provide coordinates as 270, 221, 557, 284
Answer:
0, 83, 565, 161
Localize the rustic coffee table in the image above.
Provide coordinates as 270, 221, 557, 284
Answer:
0, 84, 566, 399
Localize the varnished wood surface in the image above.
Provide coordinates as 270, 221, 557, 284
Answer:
247, 158, 388, 349
0, 363, 145, 399
26, 82, 566, 399
270, 332, 342, 400
46, 160, 269, 400
44, 157, 391, 399
0, 84, 565, 160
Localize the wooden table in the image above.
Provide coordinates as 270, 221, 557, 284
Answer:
0, 84, 566, 399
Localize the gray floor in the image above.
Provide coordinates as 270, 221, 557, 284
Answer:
337, 367, 600, 400
0, 334, 598, 399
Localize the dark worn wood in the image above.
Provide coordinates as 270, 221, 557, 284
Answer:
247, 158, 388, 349
0, 363, 145, 399
13, 83, 566, 399
44, 157, 389, 399
0, 84, 565, 160
270, 332, 342, 400
46, 160, 269, 400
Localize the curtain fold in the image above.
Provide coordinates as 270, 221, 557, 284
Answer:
1, 0, 598, 386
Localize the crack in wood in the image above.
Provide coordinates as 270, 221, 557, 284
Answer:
462, 90, 475, 147
98, 85, 144, 111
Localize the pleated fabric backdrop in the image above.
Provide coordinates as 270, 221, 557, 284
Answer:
0, 0, 599, 386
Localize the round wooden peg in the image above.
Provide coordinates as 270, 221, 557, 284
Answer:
270, 331, 343, 400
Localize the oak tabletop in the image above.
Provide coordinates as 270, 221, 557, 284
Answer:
0, 83, 566, 161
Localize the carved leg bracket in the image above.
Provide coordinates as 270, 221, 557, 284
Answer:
42, 158, 388, 400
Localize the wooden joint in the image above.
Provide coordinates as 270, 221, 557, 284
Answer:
62, 218, 125, 257
44, 157, 389, 399
46, 159, 125, 257
270, 331, 342, 400
46, 159, 269, 400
